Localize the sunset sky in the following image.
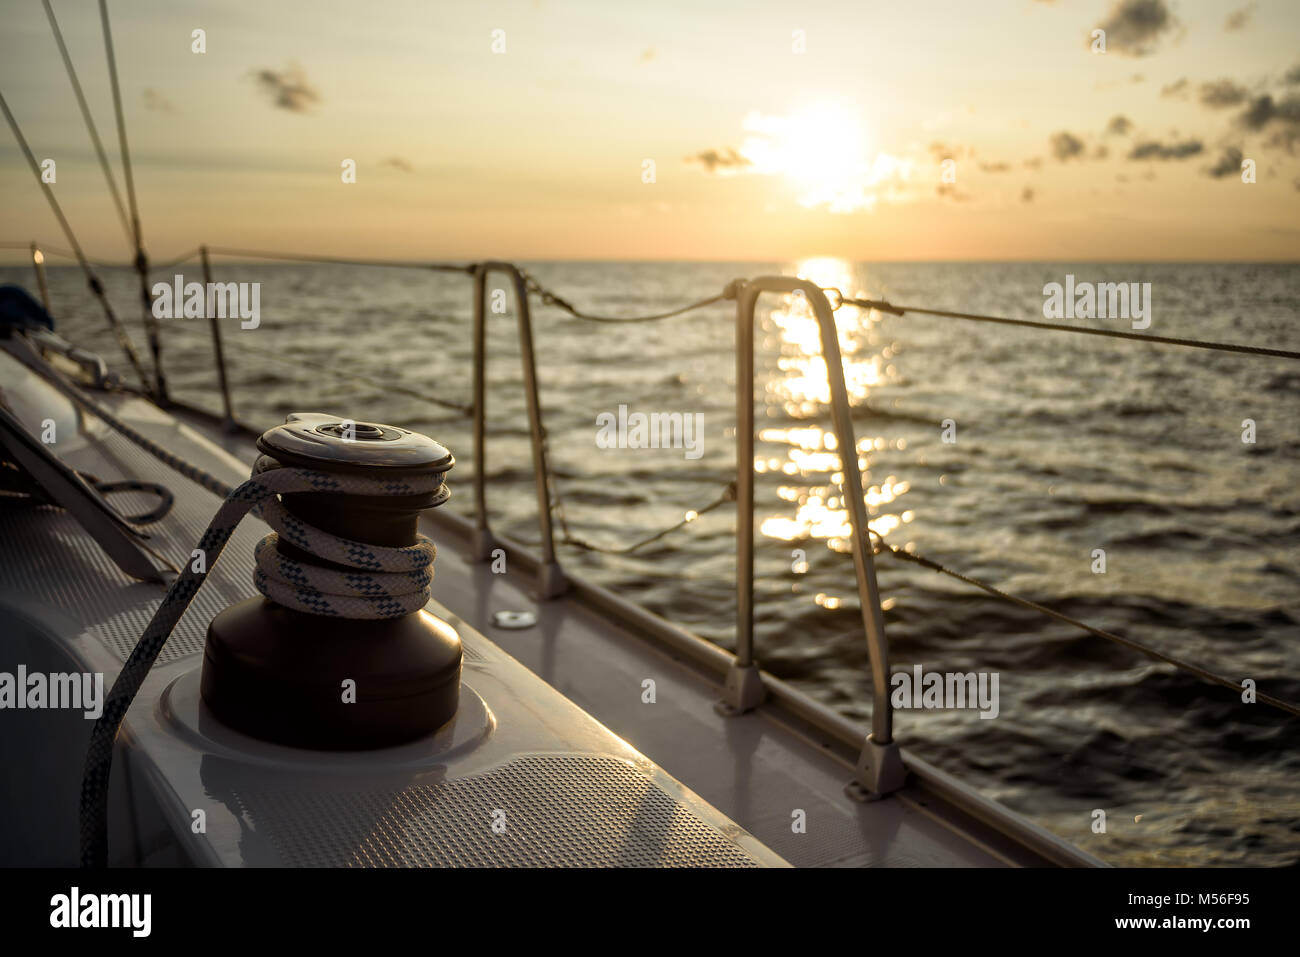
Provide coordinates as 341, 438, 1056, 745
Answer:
2, 0, 1299, 262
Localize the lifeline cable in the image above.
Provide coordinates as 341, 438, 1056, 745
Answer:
555, 482, 738, 555
520, 269, 729, 323
865, 527, 1300, 719
840, 296, 1300, 361
226, 341, 473, 416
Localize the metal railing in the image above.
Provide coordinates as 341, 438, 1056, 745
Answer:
728, 278, 903, 794
12, 241, 923, 797
471, 262, 566, 600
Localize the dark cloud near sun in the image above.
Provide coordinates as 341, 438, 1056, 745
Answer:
1199, 79, 1251, 109
1049, 131, 1086, 161
1286, 64, 1300, 85
1093, 0, 1179, 57
1205, 147, 1244, 178
1106, 115, 1133, 136
1235, 93, 1300, 153
252, 64, 320, 113
1235, 93, 1300, 128
684, 147, 752, 173
1127, 138, 1204, 160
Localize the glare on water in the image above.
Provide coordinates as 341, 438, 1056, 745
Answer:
757, 257, 914, 572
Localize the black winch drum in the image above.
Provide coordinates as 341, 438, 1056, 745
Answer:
200, 413, 462, 750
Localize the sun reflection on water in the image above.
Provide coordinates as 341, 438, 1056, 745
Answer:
757, 257, 915, 606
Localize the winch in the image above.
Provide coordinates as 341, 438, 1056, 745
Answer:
200, 412, 461, 750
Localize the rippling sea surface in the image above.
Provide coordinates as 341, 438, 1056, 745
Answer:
7, 258, 1298, 866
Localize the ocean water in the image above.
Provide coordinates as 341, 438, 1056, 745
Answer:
5, 257, 1298, 866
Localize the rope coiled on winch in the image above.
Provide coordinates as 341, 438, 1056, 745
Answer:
80, 462, 446, 867
253, 488, 436, 619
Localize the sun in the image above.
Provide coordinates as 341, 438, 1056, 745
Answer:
738, 103, 906, 213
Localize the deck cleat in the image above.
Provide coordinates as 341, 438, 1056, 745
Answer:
200, 412, 461, 750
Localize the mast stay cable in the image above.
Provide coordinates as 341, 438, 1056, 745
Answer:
0, 90, 151, 387
98, 0, 167, 400
41, 0, 133, 246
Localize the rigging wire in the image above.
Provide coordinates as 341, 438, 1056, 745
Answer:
99, 0, 167, 400
554, 482, 737, 555
224, 342, 472, 416
865, 528, 1300, 718
203, 246, 472, 273
40, 0, 132, 246
0, 90, 151, 387
148, 247, 202, 271
840, 296, 1300, 361
520, 269, 729, 322
0, 241, 199, 271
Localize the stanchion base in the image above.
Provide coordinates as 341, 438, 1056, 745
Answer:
846, 733, 907, 801
714, 662, 766, 716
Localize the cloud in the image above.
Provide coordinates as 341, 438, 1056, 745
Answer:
1235, 93, 1300, 128
935, 184, 970, 202
1224, 4, 1255, 31
142, 88, 175, 113
252, 63, 320, 113
1236, 95, 1275, 129
1199, 79, 1251, 108
1106, 114, 1133, 135
1021, 186, 1035, 203
1160, 78, 1190, 99
380, 156, 413, 172
1049, 131, 1086, 161
1093, 0, 1179, 57
684, 147, 753, 173
1286, 64, 1300, 85
639, 47, 656, 64
1234, 93, 1300, 153
978, 161, 1011, 173
1127, 138, 1204, 160
1023, 156, 1043, 170
1205, 147, 1244, 178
